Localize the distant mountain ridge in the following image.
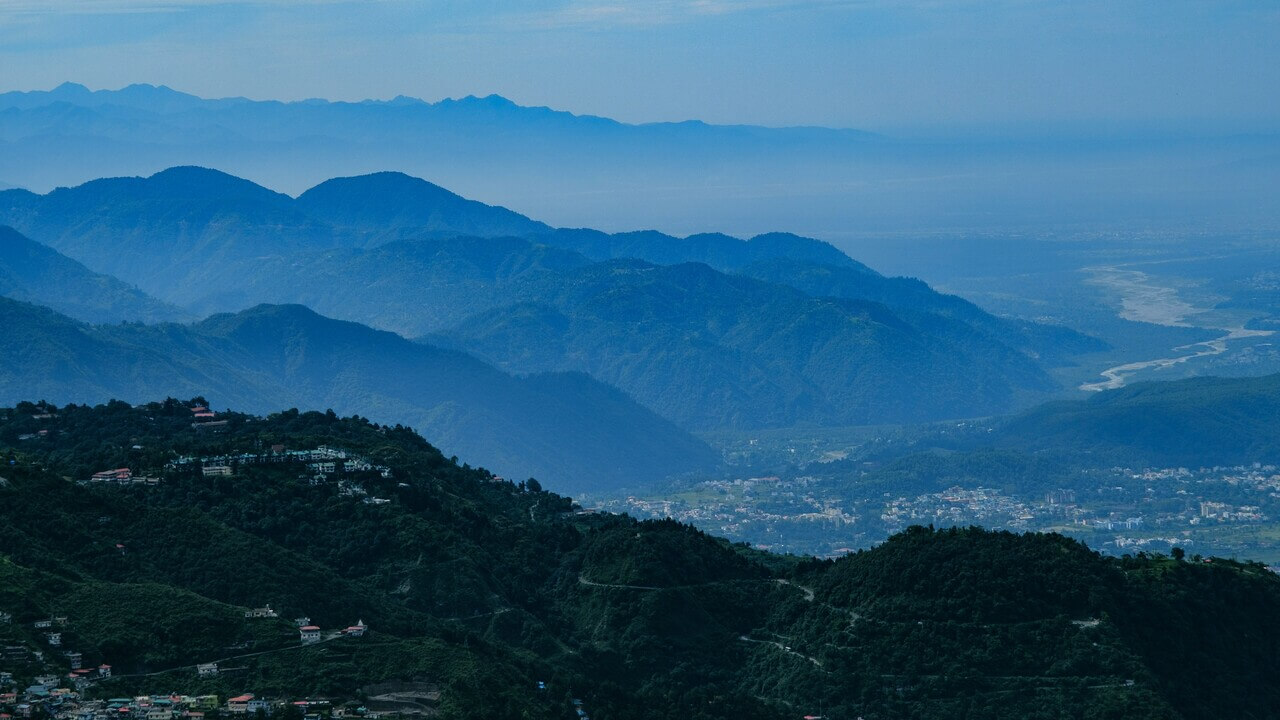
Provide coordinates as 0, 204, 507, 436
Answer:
0, 296, 716, 492
1, 81, 1275, 239
0, 82, 880, 139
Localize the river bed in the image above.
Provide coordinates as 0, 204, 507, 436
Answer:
1080, 265, 1273, 391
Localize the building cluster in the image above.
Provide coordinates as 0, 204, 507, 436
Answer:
0, 614, 378, 720
189, 406, 228, 432
1111, 536, 1187, 550
168, 446, 391, 482
81, 469, 160, 486
880, 486, 1039, 531
240, 611, 368, 646
0, 683, 370, 720
1196, 501, 1266, 523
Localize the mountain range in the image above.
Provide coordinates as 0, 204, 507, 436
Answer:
0, 297, 715, 492
2, 82, 1276, 237
0, 167, 1103, 431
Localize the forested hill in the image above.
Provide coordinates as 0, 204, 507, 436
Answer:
3, 401, 1280, 719
995, 373, 1280, 465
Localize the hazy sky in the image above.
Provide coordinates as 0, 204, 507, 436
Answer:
1, 0, 1278, 131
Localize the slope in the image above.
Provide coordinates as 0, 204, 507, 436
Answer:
2, 403, 1279, 719
431, 260, 1056, 429
0, 226, 186, 323
0, 167, 344, 295
0, 298, 716, 492
994, 373, 1280, 465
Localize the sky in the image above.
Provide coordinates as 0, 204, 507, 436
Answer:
0, 0, 1278, 132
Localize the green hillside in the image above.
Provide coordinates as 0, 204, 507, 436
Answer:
997, 373, 1280, 465
1, 402, 1279, 718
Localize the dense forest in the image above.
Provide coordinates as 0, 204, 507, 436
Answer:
2, 400, 1280, 719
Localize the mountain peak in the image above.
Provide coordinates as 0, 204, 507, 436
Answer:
455, 93, 518, 108
142, 166, 292, 202
297, 171, 549, 237
196, 303, 355, 343
309, 171, 452, 193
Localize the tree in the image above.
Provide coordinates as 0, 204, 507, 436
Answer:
1171, 547, 1185, 561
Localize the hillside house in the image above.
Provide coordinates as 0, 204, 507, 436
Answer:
196, 664, 218, 678
342, 620, 367, 638
299, 626, 321, 644
97, 665, 111, 678
202, 465, 233, 478
226, 695, 253, 714
245, 701, 270, 716
244, 606, 277, 619
44, 633, 62, 647
89, 469, 132, 484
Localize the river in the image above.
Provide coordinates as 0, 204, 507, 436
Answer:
1079, 265, 1274, 392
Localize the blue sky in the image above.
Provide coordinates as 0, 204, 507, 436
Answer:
0, 0, 1277, 132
